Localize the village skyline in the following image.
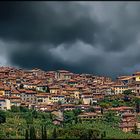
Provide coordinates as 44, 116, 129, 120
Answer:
0, 62, 140, 138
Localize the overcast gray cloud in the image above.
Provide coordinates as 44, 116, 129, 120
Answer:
0, 2, 140, 78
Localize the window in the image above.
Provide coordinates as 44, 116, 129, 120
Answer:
38, 99, 43, 102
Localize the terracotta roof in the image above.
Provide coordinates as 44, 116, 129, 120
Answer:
9, 96, 21, 99
0, 83, 4, 90
113, 85, 127, 87
11, 100, 21, 103
133, 72, 140, 75
122, 113, 135, 117
65, 87, 78, 91
4, 85, 11, 91
49, 85, 60, 89
61, 104, 75, 107
76, 104, 90, 107
25, 90, 36, 94
57, 70, 70, 73
78, 112, 102, 117
76, 85, 85, 88
37, 83, 48, 87
68, 79, 77, 82
18, 89, 26, 93
11, 89, 20, 94
93, 93, 103, 95
82, 95, 93, 98
51, 95, 64, 97
82, 92, 92, 95
119, 124, 135, 128
108, 106, 133, 111
36, 94, 49, 97
0, 98, 5, 101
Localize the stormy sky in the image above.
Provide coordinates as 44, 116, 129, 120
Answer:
0, 1, 140, 78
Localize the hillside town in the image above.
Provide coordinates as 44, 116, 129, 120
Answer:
1, 66, 140, 134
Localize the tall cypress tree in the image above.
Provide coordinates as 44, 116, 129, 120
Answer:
25, 129, 29, 139
52, 128, 57, 139
43, 125, 47, 139
101, 108, 104, 114
41, 125, 44, 139
41, 124, 47, 139
136, 103, 140, 113
30, 125, 36, 139
0, 110, 6, 124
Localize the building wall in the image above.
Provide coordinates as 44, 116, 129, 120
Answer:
114, 86, 128, 94
5, 99, 11, 110
136, 76, 140, 82
36, 97, 49, 104
0, 90, 5, 96
83, 98, 92, 105
50, 89, 59, 94
0, 99, 11, 110
21, 93, 36, 104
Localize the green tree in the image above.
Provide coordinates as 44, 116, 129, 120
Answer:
19, 106, 29, 112
63, 111, 75, 124
0, 130, 6, 139
90, 99, 93, 106
88, 129, 101, 139
46, 86, 50, 93
41, 124, 47, 139
135, 98, 140, 113
74, 116, 78, 124
58, 100, 62, 105
104, 111, 115, 123
0, 110, 6, 124
32, 109, 38, 118
132, 124, 137, 134
100, 102, 110, 109
112, 100, 119, 107
11, 105, 20, 112
41, 125, 44, 139
25, 129, 29, 139
123, 89, 132, 95
52, 128, 57, 139
80, 130, 89, 139
101, 131, 106, 139
29, 125, 36, 139
101, 108, 104, 114
25, 112, 33, 129
80, 128, 101, 139
43, 125, 47, 139
78, 99, 83, 105
123, 89, 132, 101
19, 84, 24, 89
87, 107, 95, 112
73, 109, 82, 116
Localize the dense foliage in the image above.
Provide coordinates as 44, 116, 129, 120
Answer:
0, 106, 140, 139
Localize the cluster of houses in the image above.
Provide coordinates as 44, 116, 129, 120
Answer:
1, 66, 140, 133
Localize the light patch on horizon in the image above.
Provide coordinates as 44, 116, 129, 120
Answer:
49, 40, 103, 64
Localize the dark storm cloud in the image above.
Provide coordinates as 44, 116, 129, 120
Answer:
0, 2, 100, 45
1, 2, 140, 78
